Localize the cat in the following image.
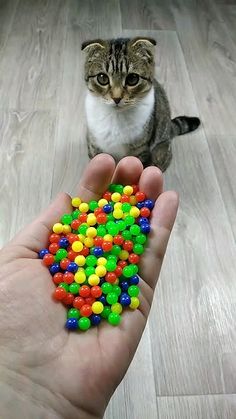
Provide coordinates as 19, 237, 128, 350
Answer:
81, 37, 200, 171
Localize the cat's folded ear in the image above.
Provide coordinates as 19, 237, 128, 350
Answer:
81, 39, 106, 52
130, 37, 157, 48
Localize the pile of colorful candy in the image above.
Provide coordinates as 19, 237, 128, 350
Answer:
39, 184, 154, 331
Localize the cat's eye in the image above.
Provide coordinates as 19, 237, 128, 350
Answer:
126, 73, 140, 86
97, 73, 109, 86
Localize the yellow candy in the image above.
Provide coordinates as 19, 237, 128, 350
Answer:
53, 223, 63, 234
129, 297, 140, 309
119, 250, 129, 260
129, 206, 140, 218
74, 255, 86, 266
129, 195, 137, 205
95, 265, 107, 277
62, 224, 71, 234
72, 241, 83, 252
71, 197, 81, 208
92, 301, 104, 314
74, 270, 86, 284
98, 198, 108, 208
88, 274, 100, 286
79, 202, 89, 213
87, 214, 97, 226
103, 234, 113, 242
84, 237, 94, 248
113, 209, 123, 219
111, 192, 121, 202
97, 257, 107, 266
114, 202, 122, 209
123, 185, 133, 196
86, 227, 97, 238
111, 303, 123, 314
78, 234, 85, 243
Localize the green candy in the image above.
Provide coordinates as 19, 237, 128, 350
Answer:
128, 285, 140, 297
122, 203, 131, 212
122, 230, 132, 240
106, 213, 115, 222
116, 220, 126, 231
78, 224, 87, 235
111, 245, 121, 256
107, 254, 117, 262
86, 255, 97, 266
113, 285, 121, 296
85, 266, 95, 276
133, 243, 144, 255
124, 215, 135, 226
122, 264, 138, 278
106, 260, 117, 272
108, 184, 117, 192
69, 283, 80, 294
135, 233, 147, 244
55, 248, 67, 261
130, 224, 141, 236
67, 308, 80, 319
78, 317, 91, 331
106, 292, 118, 305
89, 200, 98, 211
108, 312, 121, 326
101, 306, 111, 319
114, 184, 124, 194
101, 282, 113, 294
72, 209, 80, 219
58, 282, 69, 292
61, 213, 73, 225
96, 226, 107, 237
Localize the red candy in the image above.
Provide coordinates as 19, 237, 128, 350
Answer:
79, 213, 87, 223
113, 235, 124, 245
123, 240, 133, 252
71, 219, 81, 230
63, 272, 74, 284
90, 286, 102, 298
94, 236, 103, 247
53, 287, 67, 300
140, 207, 151, 218
120, 195, 130, 203
49, 233, 60, 243
128, 253, 140, 264
63, 293, 74, 306
43, 253, 54, 266
67, 233, 78, 244
79, 285, 91, 298
135, 191, 146, 202
105, 272, 117, 284
73, 296, 85, 309
53, 272, 64, 285
103, 191, 112, 201
80, 304, 92, 317
49, 243, 60, 254
102, 241, 113, 252
96, 213, 107, 224
60, 258, 70, 270
67, 250, 77, 261
94, 207, 103, 217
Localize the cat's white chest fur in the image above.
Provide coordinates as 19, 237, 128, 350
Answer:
85, 87, 154, 160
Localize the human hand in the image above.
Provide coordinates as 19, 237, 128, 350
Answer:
0, 154, 178, 419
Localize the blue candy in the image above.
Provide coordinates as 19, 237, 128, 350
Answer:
67, 262, 78, 273
39, 248, 49, 259
49, 263, 60, 275
90, 314, 102, 325
65, 318, 78, 330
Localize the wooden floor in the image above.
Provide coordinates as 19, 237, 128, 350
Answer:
0, 0, 236, 417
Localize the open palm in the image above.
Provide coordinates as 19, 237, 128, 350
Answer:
0, 155, 178, 419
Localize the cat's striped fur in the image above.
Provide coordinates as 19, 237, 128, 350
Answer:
82, 37, 200, 171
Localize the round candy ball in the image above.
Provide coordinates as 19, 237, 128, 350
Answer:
108, 312, 121, 326
65, 318, 78, 330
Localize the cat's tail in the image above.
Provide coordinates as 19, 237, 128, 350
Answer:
171, 116, 200, 136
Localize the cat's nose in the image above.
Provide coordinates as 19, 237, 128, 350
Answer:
113, 97, 121, 104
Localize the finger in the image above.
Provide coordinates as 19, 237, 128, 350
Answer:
111, 156, 143, 185
77, 153, 115, 201
140, 190, 179, 290
138, 165, 163, 201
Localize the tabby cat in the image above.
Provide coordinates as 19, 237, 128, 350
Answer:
82, 37, 200, 171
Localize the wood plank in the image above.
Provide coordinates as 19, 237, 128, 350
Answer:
0, 0, 68, 111
172, 1, 236, 236
51, 0, 122, 196
157, 394, 236, 419
104, 327, 158, 419
124, 29, 236, 396
0, 110, 56, 246
0, 0, 19, 53
120, 0, 176, 30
